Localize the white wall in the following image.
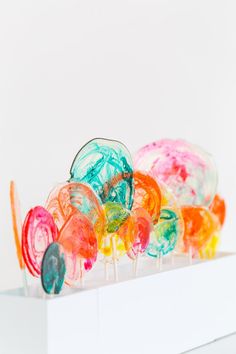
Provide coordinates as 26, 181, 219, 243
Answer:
0, 0, 235, 290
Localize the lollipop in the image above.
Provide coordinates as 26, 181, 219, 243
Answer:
70, 138, 134, 210
181, 206, 219, 259
134, 139, 218, 206
10, 181, 25, 270
146, 208, 184, 265
133, 171, 162, 224
209, 194, 226, 227
41, 242, 66, 295
58, 210, 97, 286
22, 206, 58, 277
46, 182, 106, 239
199, 233, 220, 259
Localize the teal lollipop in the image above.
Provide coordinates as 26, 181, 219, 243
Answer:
146, 208, 184, 258
41, 242, 66, 295
70, 138, 134, 210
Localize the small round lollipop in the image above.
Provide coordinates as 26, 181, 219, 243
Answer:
22, 206, 58, 277
133, 171, 162, 224
146, 208, 184, 267
181, 206, 219, 259
58, 210, 97, 287
41, 242, 66, 295
134, 139, 218, 206
69, 138, 134, 210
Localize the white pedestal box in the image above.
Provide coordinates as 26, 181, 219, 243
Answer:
0, 252, 236, 354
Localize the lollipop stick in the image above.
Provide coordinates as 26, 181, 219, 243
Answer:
171, 253, 175, 266
21, 269, 28, 297
159, 253, 163, 271
104, 258, 109, 281
80, 258, 84, 288
188, 246, 193, 265
111, 236, 118, 282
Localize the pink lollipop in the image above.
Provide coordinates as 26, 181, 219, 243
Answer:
134, 139, 218, 206
58, 210, 98, 286
22, 206, 58, 277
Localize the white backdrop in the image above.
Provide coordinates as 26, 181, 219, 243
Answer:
0, 0, 235, 290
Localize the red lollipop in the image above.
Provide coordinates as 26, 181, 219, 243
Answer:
58, 210, 98, 286
22, 206, 58, 277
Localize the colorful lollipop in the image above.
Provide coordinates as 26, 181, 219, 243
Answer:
146, 208, 184, 268
10, 181, 28, 294
58, 210, 97, 287
41, 242, 66, 295
134, 139, 218, 206
181, 206, 219, 260
22, 206, 58, 277
46, 182, 105, 239
70, 138, 134, 210
133, 171, 161, 224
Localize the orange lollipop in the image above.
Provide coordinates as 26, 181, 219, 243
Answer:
46, 182, 105, 240
133, 171, 161, 224
10, 181, 24, 270
209, 194, 226, 227
181, 206, 218, 256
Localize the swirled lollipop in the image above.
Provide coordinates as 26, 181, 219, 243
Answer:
46, 182, 106, 240
70, 138, 134, 210
134, 139, 218, 206
181, 206, 219, 257
58, 210, 97, 286
22, 206, 58, 277
41, 242, 66, 295
133, 171, 161, 224
146, 208, 184, 261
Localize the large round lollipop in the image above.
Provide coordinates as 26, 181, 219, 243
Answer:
58, 210, 98, 286
134, 139, 218, 206
133, 171, 161, 224
69, 138, 134, 210
146, 208, 184, 259
209, 194, 226, 227
46, 182, 106, 240
41, 242, 66, 295
181, 206, 219, 256
22, 206, 58, 277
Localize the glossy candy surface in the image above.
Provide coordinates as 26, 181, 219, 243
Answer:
134, 139, 218, 206
22, 206, 58, 277
70, 138, 134, 210
41, 242, 66, 295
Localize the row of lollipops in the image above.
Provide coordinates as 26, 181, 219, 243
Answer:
10, 138, 226, 295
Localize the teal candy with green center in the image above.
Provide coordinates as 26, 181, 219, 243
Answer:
41, 242, 66, 295
146, 208, 180, 258
104, 202, 129, 233
70, 138, 134, 210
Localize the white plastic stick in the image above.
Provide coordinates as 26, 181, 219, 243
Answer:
104, 259, 109, 281
171, 253, 175, 266
159, 253, 163, 271
189, 246, 193, 265
111, 236, 118, 282
80, 259, 84, 288
21, 269, 28, 297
